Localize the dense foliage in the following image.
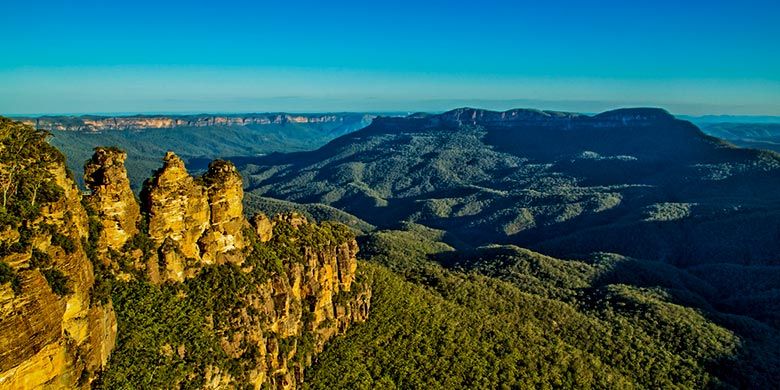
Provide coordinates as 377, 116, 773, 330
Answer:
96, 272, 239, 388
0, 117, 65, 226
0, 117, 75, 296
0, 261, 21, 293
305, 228, 780, 389
244, 193, 374, 234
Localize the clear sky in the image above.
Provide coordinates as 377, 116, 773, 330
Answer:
1, 0, 779, 115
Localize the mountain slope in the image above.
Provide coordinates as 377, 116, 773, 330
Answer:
4, 114, 780, 388
238, 107, 780, 266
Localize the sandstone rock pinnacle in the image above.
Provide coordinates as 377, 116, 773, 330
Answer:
143, 151, 210, 281
198, 160, 246, 265
83, 147, 140, 253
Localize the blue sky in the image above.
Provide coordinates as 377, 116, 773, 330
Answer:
1, 0, 779, 115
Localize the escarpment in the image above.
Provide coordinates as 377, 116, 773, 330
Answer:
0, 117, 371, 389
196, 213, 371, 388
20, 114, 363, 132
99, 151, 370, 388
0, 119, 116, 389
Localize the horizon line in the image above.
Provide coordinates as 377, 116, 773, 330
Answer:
5, 107, 780, 120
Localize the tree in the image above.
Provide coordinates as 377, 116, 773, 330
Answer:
0, 118, 63, 214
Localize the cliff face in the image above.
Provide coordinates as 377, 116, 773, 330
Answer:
0, 117, 370, 389
21, 114, 359, 132
143, 152, 212, 281
198, 159, 246, 265
207, 214, 371, 388
0, 135, 117, 389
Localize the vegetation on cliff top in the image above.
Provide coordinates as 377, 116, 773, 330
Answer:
0, 118, 76, 296
0, 117, 65, 226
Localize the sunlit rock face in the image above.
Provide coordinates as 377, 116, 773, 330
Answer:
143, 152, 211, 281
251, 213, 274, 243
83, 147, 140, 254
0, 158, 116, 389
208, 215, 371, 389
198, 160, 246, 265
141, 152, 249, 281
138, 154, 370, 388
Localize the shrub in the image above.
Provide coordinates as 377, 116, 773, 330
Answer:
0, 261, 21, 294
50, 231, 77, 254
42, 268, 71, 296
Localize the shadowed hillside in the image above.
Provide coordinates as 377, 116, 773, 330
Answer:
237, 107, 780, 266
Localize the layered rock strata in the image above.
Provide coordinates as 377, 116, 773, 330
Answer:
0, 161, 117, 389
21, 114, 363, 132
83, 148, 140, 254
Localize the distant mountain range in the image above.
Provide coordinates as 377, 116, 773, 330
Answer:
697, 122, 780, 153
34, 109, 780, 265
684, 114, 780, 124
31, 111, 780, 194
230, 108, 780, 383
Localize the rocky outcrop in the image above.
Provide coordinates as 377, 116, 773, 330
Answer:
0, 153, 117, 388
138, 153, 371, 388
251, 213, 273, 243
198, 160, 246, 265
0, 124, 371, 389
141, 152, 247, 282
0, 271, 67, 388
212, 215, 371, 388
79, 147, 370, 388
83, 148, 140, 254
143, 152, 211, 281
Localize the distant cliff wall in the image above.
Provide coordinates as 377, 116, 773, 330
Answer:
20, 114, 373, 132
